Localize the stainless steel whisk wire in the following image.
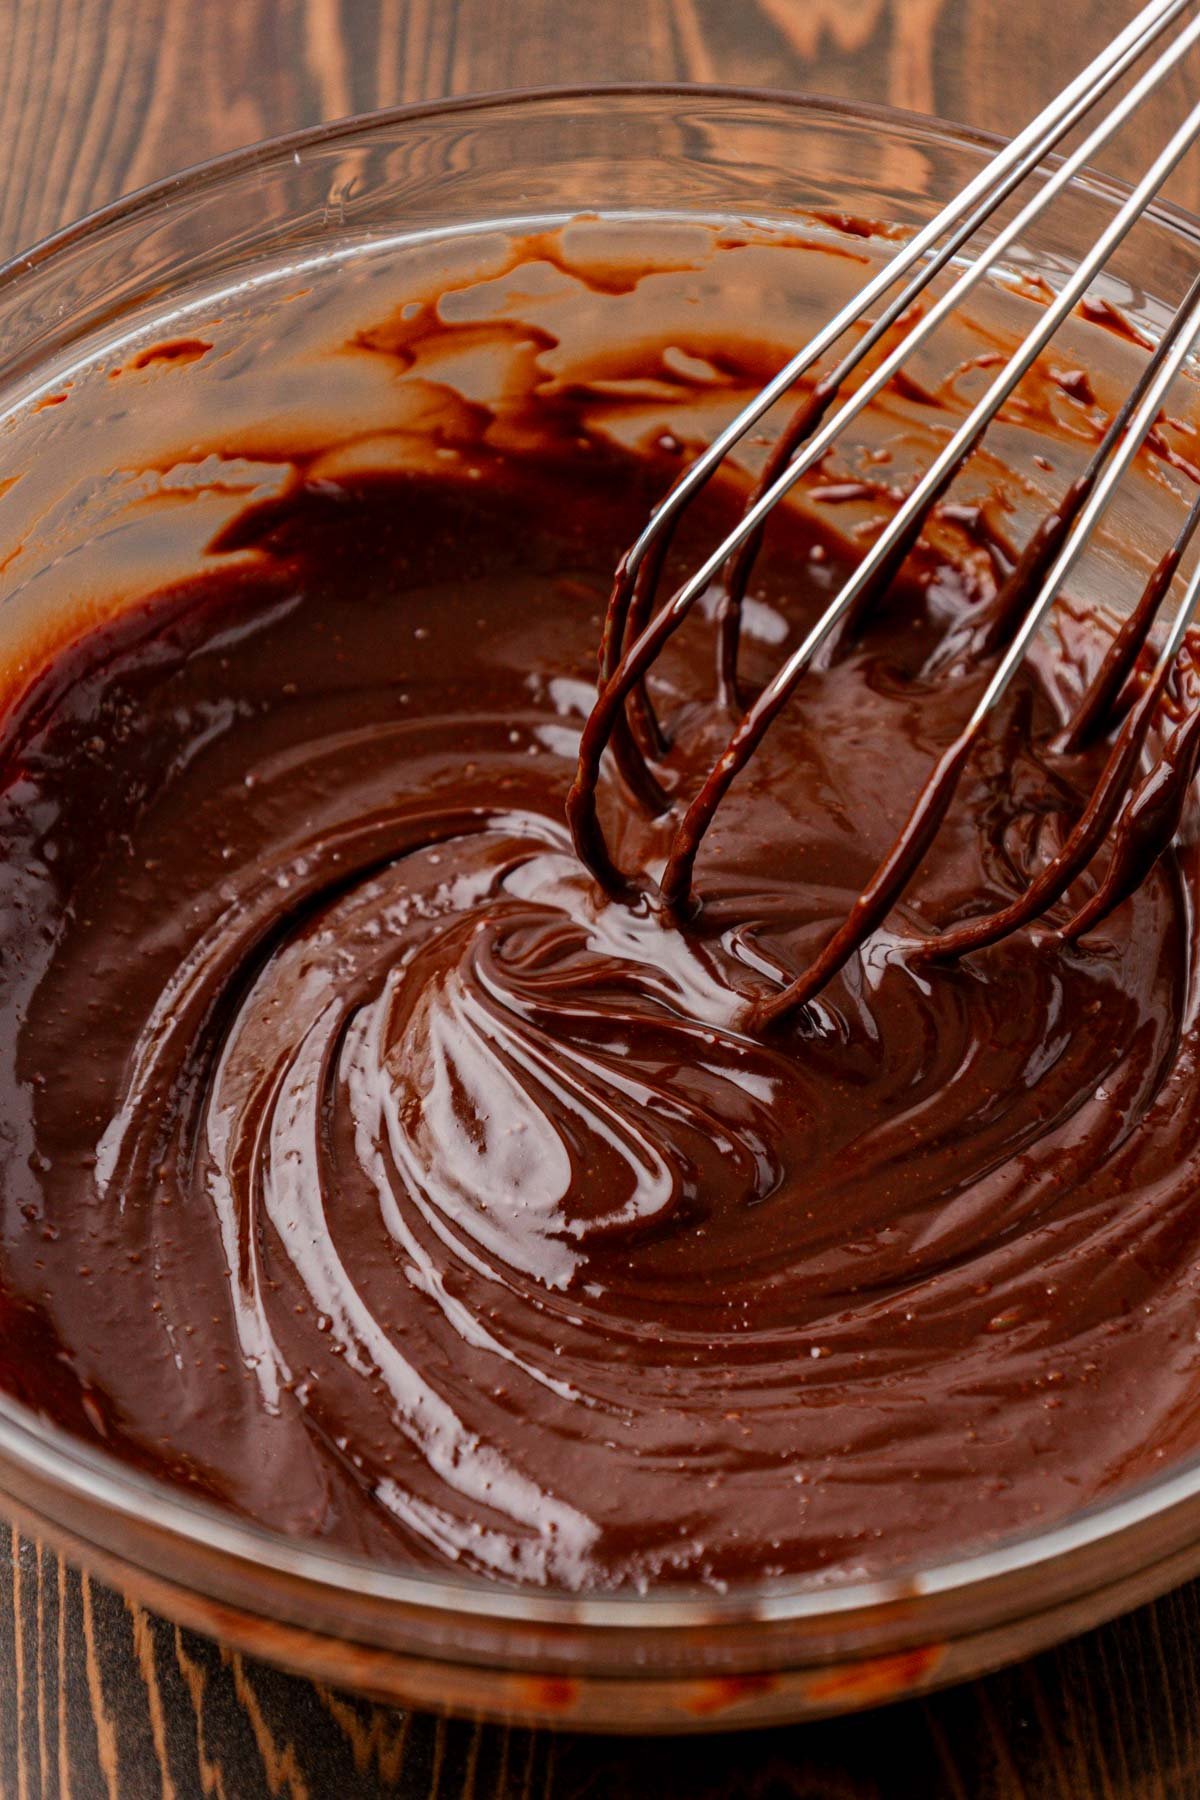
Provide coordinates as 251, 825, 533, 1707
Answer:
566, 0, 1200, 1027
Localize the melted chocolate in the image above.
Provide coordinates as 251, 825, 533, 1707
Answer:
3, 245, 1200, 1593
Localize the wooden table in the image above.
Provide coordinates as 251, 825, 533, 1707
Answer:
4, 1, 1200, 1793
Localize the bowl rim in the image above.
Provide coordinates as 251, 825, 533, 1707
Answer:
10, 77, 1200, 295
4, 79, 1200, 1638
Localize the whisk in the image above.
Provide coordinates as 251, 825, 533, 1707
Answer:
566, 0, 1200, 1031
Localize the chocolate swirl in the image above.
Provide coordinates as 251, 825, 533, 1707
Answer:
1, 425, 1199, 1592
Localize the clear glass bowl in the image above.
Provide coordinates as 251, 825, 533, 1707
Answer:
3, 86, 1200, 1733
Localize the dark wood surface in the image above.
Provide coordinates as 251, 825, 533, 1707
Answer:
4, 1, 1200, 1793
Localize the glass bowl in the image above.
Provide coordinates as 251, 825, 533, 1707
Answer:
3, 85, 1200, 1734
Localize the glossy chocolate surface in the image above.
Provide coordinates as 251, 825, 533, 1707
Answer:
2, 243, 1200, 1592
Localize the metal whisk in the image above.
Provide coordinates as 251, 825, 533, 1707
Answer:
566, 0, 1200, 1031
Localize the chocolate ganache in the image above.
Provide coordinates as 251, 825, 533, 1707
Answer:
3, 229, 1200, 1593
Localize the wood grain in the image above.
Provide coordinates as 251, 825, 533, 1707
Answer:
4, 0, 1200, 1794
3, 0, 1200, 264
